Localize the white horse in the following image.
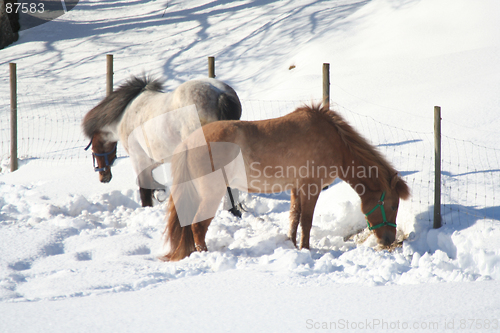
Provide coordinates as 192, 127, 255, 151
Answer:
82, 75, 242, 215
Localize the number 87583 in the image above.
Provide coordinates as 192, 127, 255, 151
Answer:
6, 2, 45, 14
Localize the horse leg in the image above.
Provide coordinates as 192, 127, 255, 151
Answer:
224, 187, 242, 217
191, 218, 213, 252
139, 187, 153, 207
298, 190, 320, 250
288, 188, 301, 247
137, 161, 170, 207
189, 182, 226, 252
137, 163, 160, 207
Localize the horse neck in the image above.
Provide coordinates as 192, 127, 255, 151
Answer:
100, 121, 121, 144
335, 154, 384, 201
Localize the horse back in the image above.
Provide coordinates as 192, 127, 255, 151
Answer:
202, 110, 333, 154
172, 78, 241, 123
195, 111, 339, 190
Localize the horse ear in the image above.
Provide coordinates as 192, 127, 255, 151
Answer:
390, 173, 399, 189
391, 173, 410, 200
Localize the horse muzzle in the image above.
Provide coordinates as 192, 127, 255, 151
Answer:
374, 227, 396, 246
99, 170, 112, 183
85, 139, 117, 183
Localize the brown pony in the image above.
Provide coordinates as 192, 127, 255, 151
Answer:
161, 104, 410, 261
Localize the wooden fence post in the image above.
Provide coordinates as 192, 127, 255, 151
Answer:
321, 63, 330, 191
10, 63, 18, 172
106, 54, 113, 96
323, 63, 330, 109
434, 106, 442, 228
208, 56, 215, 78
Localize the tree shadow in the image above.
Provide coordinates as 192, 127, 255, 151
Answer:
440, 203, 500, 226
442, 169, 500, 178
19, 0, 80, 31
378, 139, 422, 147
416, 202, 499, 231
413, 203, 500, 258
3, 0, 373, 89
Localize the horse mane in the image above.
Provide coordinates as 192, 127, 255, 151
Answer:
82, 75, 163, 138
300, 104, 399, 191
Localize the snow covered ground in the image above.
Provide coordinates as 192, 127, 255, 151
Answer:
1, 0, 499, 332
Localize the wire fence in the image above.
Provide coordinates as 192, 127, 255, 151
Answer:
332, 103, 500, 227
0, 93, 128, 167
0, 90, 498, 227
440, 136, 499, 226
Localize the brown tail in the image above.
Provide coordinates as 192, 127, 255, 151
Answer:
159, 195, 196, 261
159, 142, 198, 261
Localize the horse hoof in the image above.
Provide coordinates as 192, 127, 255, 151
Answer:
229, 207, 242, 218
153, 189, 168, 202
99, 174, 112, 183
195, 244, 208, 252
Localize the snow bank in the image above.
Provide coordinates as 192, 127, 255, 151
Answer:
0, 2, 499, 331
1, 160, 499, 302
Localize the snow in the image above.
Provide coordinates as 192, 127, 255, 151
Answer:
1, 0, 499, 331
2, 270, 500, 333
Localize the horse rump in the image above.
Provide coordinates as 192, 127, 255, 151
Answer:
218, 92, 242, 120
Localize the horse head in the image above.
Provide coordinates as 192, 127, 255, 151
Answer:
86, 132, 117, 183
363, 174, 410, 246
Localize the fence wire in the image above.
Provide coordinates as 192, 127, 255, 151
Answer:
331, 103, 499, 227
0, 93, 498, 227
0, 93, 127, 166
440, 136, 499, 226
